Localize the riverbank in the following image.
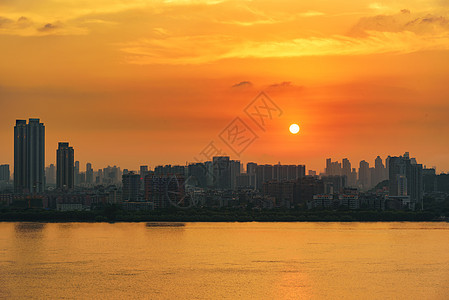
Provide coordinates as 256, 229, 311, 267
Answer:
0, 207, 445, 222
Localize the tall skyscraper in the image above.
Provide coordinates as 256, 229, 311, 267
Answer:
140, 165, 149, 176
14, 119, 45, 194
187, 163, 208, 188
74, 161, 80, 186
14, 120, 27, 193
246, 162, 257, 188
342, 158, 351, 182
45, 164, 56, 185
373, 156, 386, 186
389, 153, 423, 209
349, 168, 358, 187
140, 165, 149, 189
103, 165, 121, 185
246, 162, 257, 175
213, 156, 231, 190
56, 142, 74, 190
358, 160, 371, 190
325, 158, 342, 176
86, 163, 93, 184
122, 172, 141, 201
145, 174, 185, 209
230, 160, 241, 190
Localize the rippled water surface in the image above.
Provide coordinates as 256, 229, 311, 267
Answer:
0, 222, 448, 299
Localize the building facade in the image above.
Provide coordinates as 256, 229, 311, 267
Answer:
14, 119, 45, 194
389, 152, 423, 210
122, 172, 141, 201
56, 142, 74, 190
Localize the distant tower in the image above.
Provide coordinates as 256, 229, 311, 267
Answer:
229, 160, 241, 190
140, 165, 149, 189
374, 156, 385, 185
45, 164, 56, 185
27, 119, 45, 193
140, 165, 149, 175
56, 142, 74, 190
122, 172, 140, 201
389, 153, 423, 209
14, 120, 27, 193
358, 160, 370, 190
246, 162, 257, 175
342, 158, 352, 184
14, 119, 45, 193
213, 156, 231, 190
342, 158, 351, 175
74, 161, 80, 186
86, 163, 93, 185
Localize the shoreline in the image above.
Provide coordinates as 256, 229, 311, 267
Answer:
1, 220, 447, 223
0, 209, 446, 223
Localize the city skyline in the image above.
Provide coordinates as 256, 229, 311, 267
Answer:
1, 1, 449, 299
3, 121, 433, 211
5, 119, 428, 197
1, 116, 442, 213
1, 118, 444, 175
0, 117, 440, 208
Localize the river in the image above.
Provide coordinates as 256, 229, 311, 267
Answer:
0, 222, 448, 299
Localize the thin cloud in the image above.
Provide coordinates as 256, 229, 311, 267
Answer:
0, 16, 87, 36
350, 10, 449, 36
0, 16, 13, 27
120, 29, 449, 64
119, 9, 449, 64
299, 11, 325, 17
268, 81, 293, 88
38, 23, 57, 32
232, 81, 253, 88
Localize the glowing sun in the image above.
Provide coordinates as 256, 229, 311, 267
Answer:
289, 123, 300, 134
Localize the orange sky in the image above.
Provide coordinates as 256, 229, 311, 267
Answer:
1, 0, 449, 173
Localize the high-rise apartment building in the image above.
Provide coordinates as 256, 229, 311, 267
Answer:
342, 158, 351, 178
187, 163, 208, 188
56, 142, 74, 190
14, 119, 45, 193
230, 160, 241, 190
389, 152, 423, 209
213, 156, 231, 190
325, 158, 342, 176
246, 162, 257, 175
74, 161, 80, 186
145, 174, 185, 209
140, 165, 149, 189
373, 156, 386, 186
358, 160, 371, 190
122, 172, 141, 201
14, 119, 28, 192
86, 163, 93, 184
45, 164, 56, 185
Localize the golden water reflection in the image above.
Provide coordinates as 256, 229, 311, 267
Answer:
0, 222, 448, 299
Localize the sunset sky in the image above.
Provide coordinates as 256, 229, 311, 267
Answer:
1, 0, 449, 173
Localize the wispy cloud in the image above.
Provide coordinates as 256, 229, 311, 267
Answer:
232, 81, 253, 88
350, 9, 449, 36
120, 23, 449, 64
299, 11, 325, 17
0, 15, 87, 36
368, 2, 391, 11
